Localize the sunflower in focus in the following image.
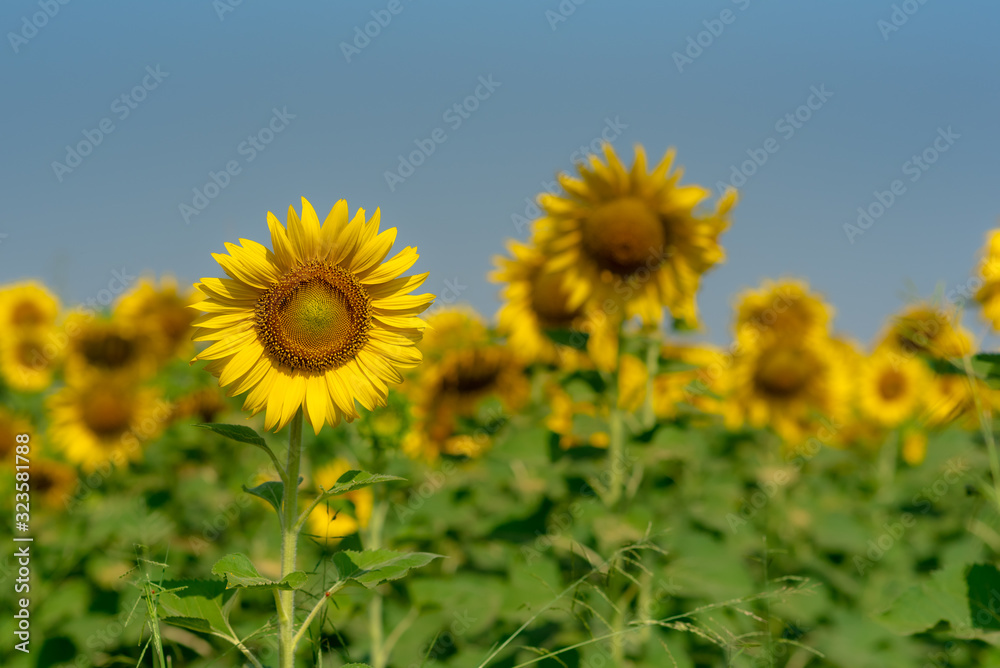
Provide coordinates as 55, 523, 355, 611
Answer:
63, 312, 156, 382
0, 329, 62, 392
858, 349, 931, 427
191, 198, 434, 434
0, 281, 60, 332
305, 458, 373, 543
733, 279, 831, 350
402, 309, 527, 460
975, 228, 1000, 330
491, 239, 617, 371
728, 336, 849, 444
877, 304, 971, 360
533, 143, 736, 327
48, 376, 165, 471
115, 277, 197, 361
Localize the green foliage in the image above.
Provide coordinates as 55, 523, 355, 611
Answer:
212, 553, 308, 590
332, 549, 442, 589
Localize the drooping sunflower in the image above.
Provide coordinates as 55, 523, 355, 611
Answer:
0, 281, 60, 332
401, 309, 527, 460
48, 376, 166, 471
533, 143, 737, 327
191, 198, 434, 434
63, 311, 156, 382
115, 276, 197, 361
0, 329, 62, 392
975, 228, 1000, 330
858, 349, 931, 427
733, 279, 832, 350
876, 304, 972, 360
727, 336, 849, 444
491, 239, 617, 371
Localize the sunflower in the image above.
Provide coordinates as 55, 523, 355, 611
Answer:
304, 458, 373, 543
0, 407, 33, 462
48, 376, 166, 471
0, 329, 62, 392
115, 276, 197, 361
876, 304, 971, 360
544, 384, 610, 450
728, 336, 849, 444
491, 239, 618, 371
29, 459, 78, 510
733, 279, 832, 350
975, 228, 1000, 330
533, 143, 736, 327
63, 312, 156, 382
402, 309, 527, 460
191, 198, 434, 435
0, 281, 60, 331
901, 428, 929, 466
921, 372, 987, 429
171, 387, 229, 424
858, 349, 931, 427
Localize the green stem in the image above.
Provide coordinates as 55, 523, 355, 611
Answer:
278, 410, 303, 668
368, 482, 390, 668
608, 406, 625, 507
641, 328, 660, 429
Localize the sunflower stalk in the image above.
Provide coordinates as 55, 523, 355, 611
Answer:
278, 409, 304, 668
641, 328, 660, 429
366, 438, 390, 668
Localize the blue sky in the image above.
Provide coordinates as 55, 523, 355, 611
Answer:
2, 0, 999, 346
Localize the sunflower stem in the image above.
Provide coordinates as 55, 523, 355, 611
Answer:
367, 442, 390, 668
641, 328, 660, 429
278, 409, 303, 668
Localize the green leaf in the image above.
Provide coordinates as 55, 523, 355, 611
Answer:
544, 328, 588, 350
195, 422, 268, 448
211, 553, 308, 590
340, 664, 373, 667
877, 562, 970, 635
156, 579, 235, 635
320, 470, 404, 499
243, 480, 284, 514
571, 414, 607, 439
332, 549, 442, 589
968, 563, 1000, 630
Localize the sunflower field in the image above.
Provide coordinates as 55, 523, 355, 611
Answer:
5, 144, 1000, 668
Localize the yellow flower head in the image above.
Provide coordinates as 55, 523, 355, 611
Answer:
877, 304, 971, 360
0, 329, 62, 392
171, 387, 229, 424
30, 459, 78, 510
858, 349, 931, 427
0, 281, 60, 332
533, 143, 736, 327
975, 228, 1000, 330
115, 276, 197, 360
733, 279, 832, 350
48, 376, 166, 472
63, 311, 156, 383
0, 407, 33, 462
191, 198, 434, 434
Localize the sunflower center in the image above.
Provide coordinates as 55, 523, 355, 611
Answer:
582, 197, 667, 276
11, 301, 46, 327
81, 388, 133, 438
439, 349, 503, 395
754, 346, 813, 399
531, 271, 580, 327
16, 340, 46, 369
255, 260, 372, 372
81, 333, 136, 370
33, 469, 55, 494
878, 368, 907, 401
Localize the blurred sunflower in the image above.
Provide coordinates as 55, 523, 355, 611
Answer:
975, 228, 1000, 330
728, 337, 849, 444
115, 277, 197, 361
305, 458, 373, 543
877, 304, 971, 360
733, 279, 831, 349
544, 383, 610, 450
921, 372, 990, 429
491, 239, 617, 370
171, 387, 229, 424
901, 428, 929, 466
29, 459, 77, 510
0, 329, 62, 392
191, 197, 434, 434
48, 376, 165, 471
0, 281, 60, 331
533, 143, 737, 327
63, 312, 156, 382
0, 407, 34, 462
858, 349, 931, 427
402, 309, 527, 460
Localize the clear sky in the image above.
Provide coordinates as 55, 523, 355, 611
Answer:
3, 0, 999, 347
